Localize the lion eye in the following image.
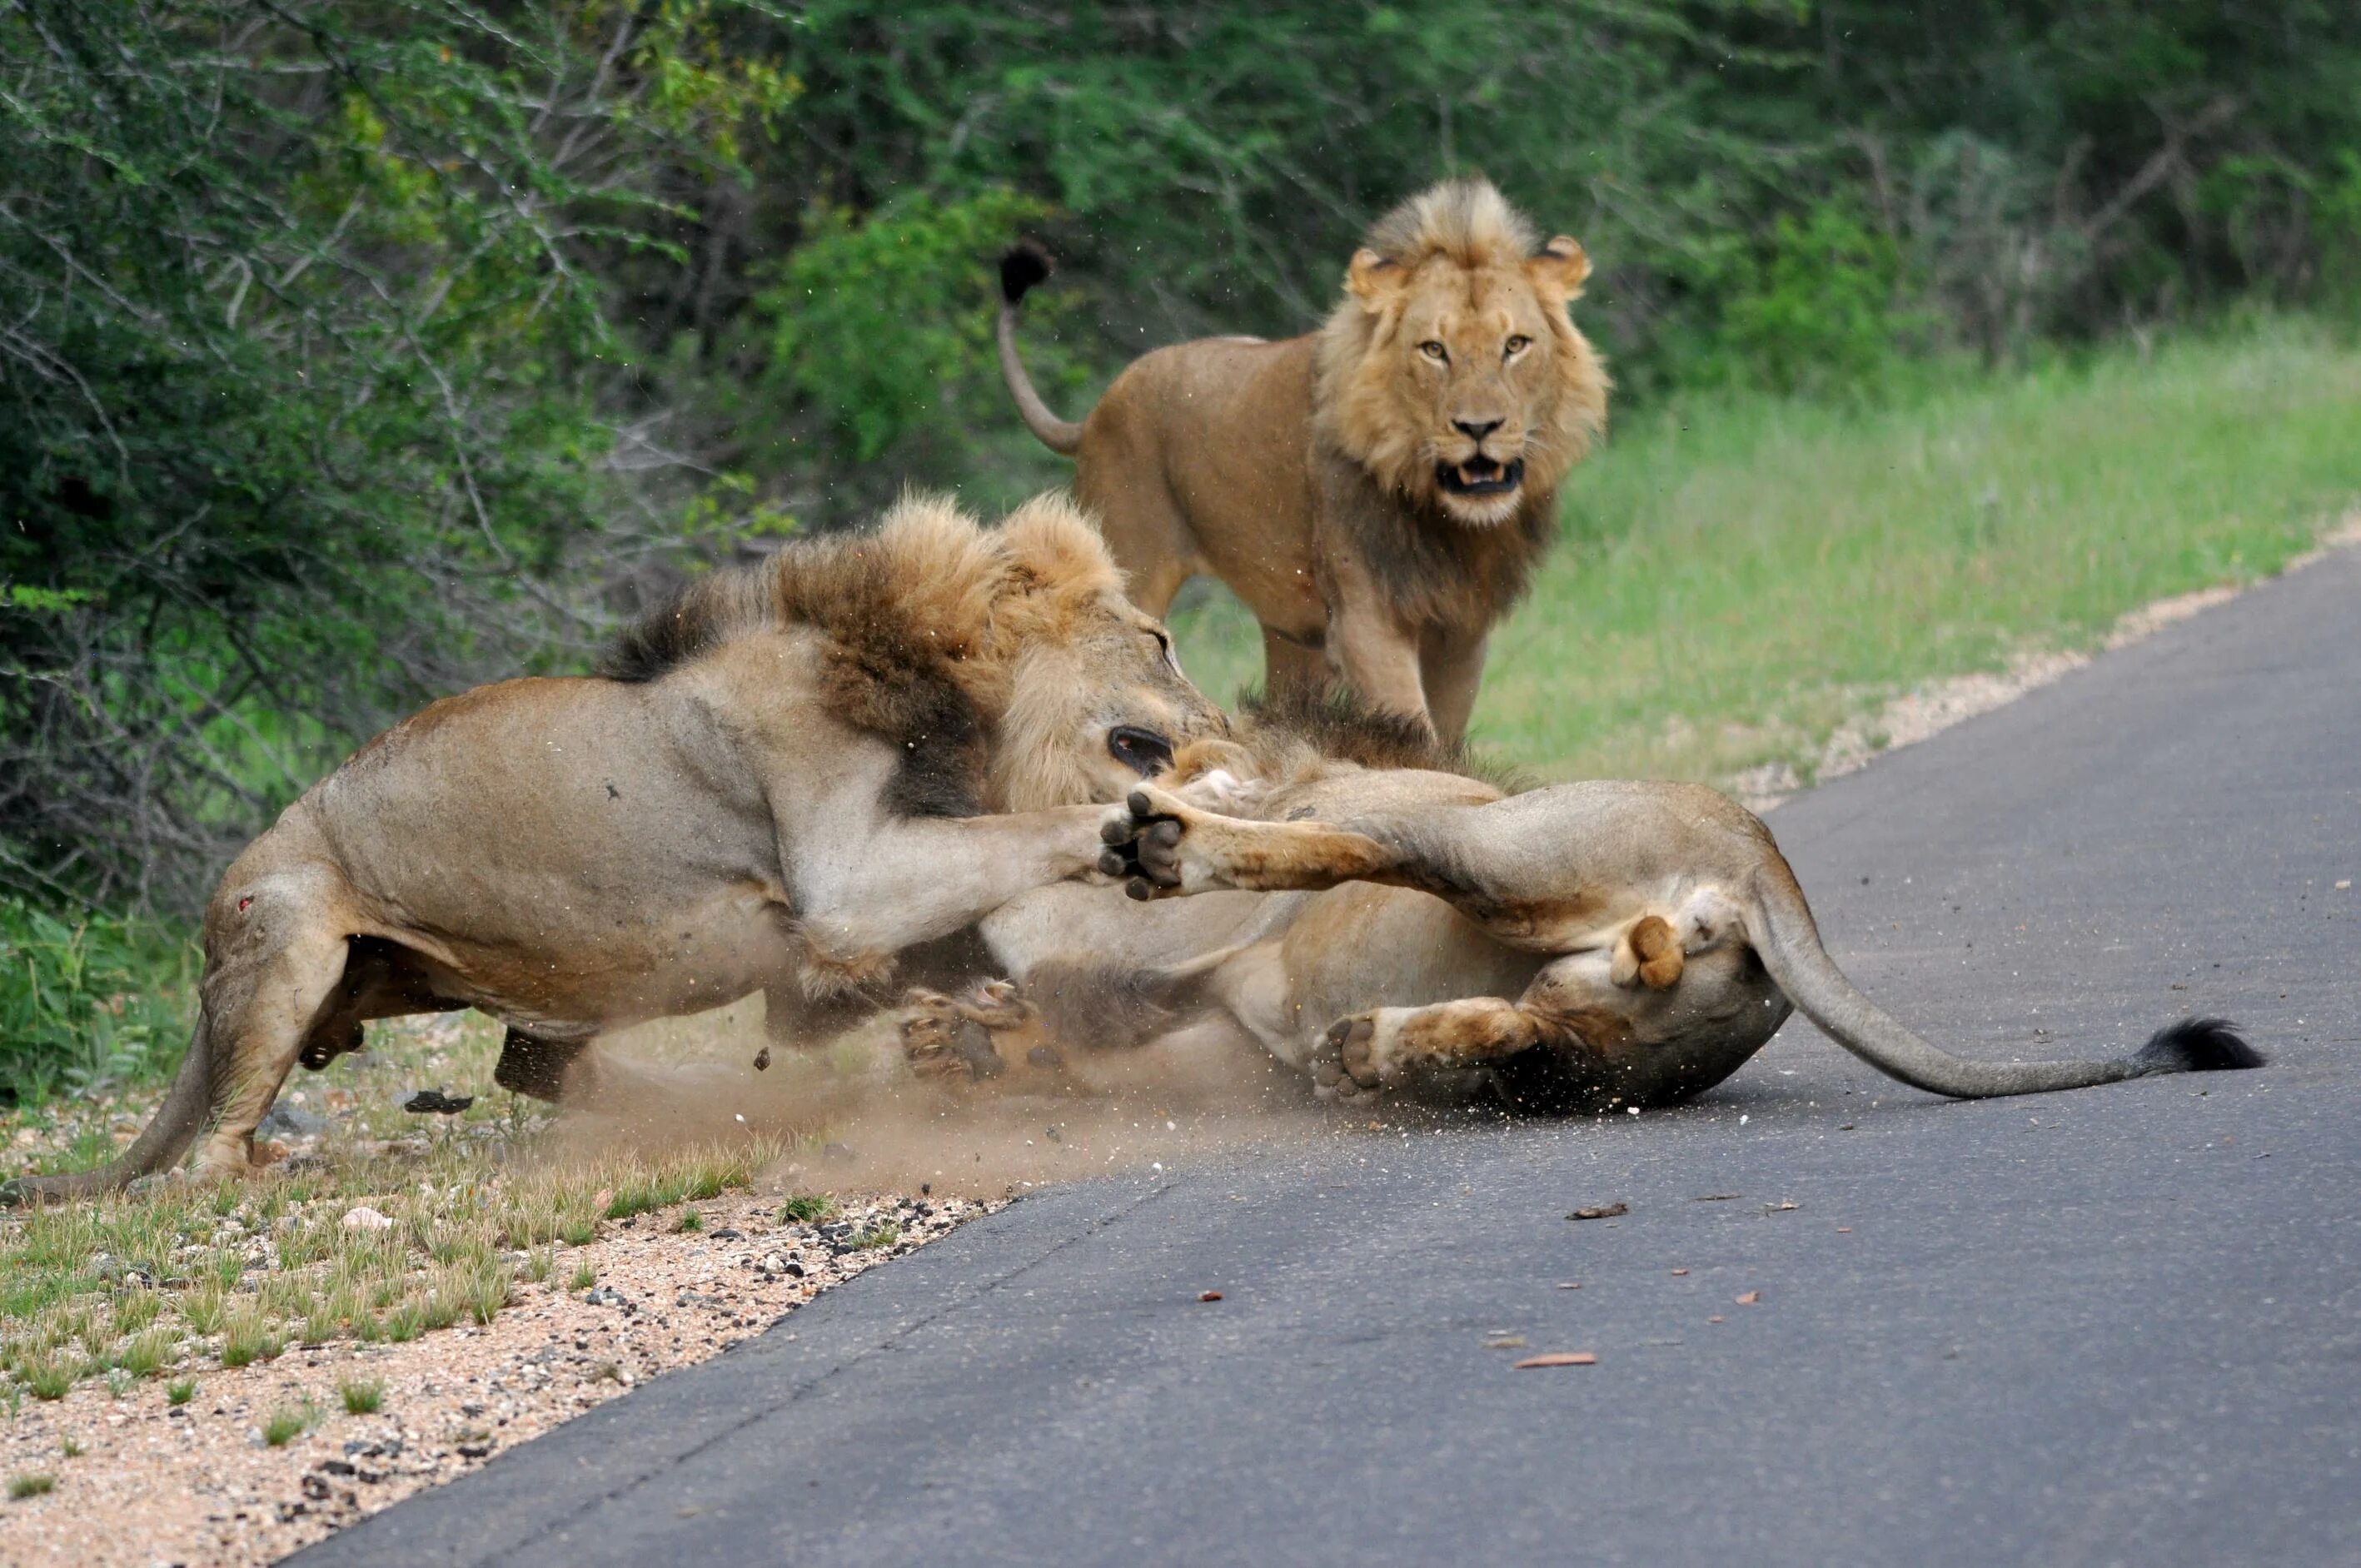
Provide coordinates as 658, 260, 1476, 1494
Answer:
1503, 335, 1532, 358
1417, 341, 1448, 364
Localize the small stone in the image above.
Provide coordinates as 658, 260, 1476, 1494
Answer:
341, 1205, 395, 1232
258, 1103, 329, 1140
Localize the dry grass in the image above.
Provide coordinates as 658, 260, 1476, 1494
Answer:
0, 1014, 794, 1406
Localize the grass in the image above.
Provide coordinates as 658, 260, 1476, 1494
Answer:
1168, 315, 2361, 785
339, 1377, 382, 1415
776, 1194, 834, 1224
262, 1400, 312, 1446
9, 1473, 54, 1500
0, 1017, 785, 1400
848, 1220, 900, 1251
166, 1378, 196, 1406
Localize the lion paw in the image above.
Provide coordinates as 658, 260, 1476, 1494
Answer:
1097, 789, 1192, 900
896, 989, 1006, 1082
1312, 1014, 1388, 1098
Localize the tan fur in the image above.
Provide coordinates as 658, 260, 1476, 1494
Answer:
972, 704, 2257, 1113
9, 496, 1223, 1202
996, 179, 1609, 742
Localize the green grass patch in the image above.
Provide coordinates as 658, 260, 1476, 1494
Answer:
9, 1472, 54, 1500
262, 1401, 312, 1446
849, 1220, 900, 1251
339, 1377, 383, 1415
776, 1194, 834, 1224
166, 1378, 197, 1406
1167, 316, 2361, 785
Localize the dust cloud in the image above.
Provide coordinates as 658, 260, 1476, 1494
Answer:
547, 992, 1347, 1200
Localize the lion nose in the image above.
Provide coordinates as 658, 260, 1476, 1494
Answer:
1108, 726, 1175, 778
1452, 417, 1504, 443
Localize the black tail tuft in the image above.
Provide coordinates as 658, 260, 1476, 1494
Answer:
2133, 1016, 2264, 1076
1000, 240, 1053, 306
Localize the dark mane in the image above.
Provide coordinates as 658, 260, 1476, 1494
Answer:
1240, 685, 1524, 789
597, 525, 994, 818
600, 565, 776, 684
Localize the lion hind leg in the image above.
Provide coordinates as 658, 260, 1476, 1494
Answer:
1318, 998, 1546, 1094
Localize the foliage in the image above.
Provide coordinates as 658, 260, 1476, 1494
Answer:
0, 897, 194, 1105
0, 0, 789, 910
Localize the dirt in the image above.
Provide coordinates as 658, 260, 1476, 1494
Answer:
0, 1187, 993, 1567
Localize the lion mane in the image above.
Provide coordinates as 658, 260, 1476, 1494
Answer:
603, 493, 1128, 816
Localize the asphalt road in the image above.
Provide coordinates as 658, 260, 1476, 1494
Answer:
298, 545, 2361, 1568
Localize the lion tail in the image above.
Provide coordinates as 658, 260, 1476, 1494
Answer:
997, 242, 1086, 457
1742, 862, 2263, 1098
2, 1011, 218, 1206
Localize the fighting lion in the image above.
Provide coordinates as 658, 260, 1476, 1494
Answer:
5, 494, 1223, 1202
955, 698, 2259, 1110
996, 178, 1608, 742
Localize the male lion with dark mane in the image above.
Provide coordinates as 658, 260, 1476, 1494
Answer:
5, 495, 1222, 1202
996, 177, 1607, 742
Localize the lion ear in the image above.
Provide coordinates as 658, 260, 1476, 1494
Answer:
1530, 236, 1591, 299
1344, 247, 1405, 309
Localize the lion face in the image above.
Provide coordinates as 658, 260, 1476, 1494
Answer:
1315, 184, 1609, 529
993, 591, 1227, 812
981, 495, 1228, 813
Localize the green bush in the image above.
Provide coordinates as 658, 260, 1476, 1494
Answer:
0, 898, 194, 1107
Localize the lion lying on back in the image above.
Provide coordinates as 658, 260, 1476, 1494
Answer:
922, 697, 2261, 1111
997, 179, 1608, 742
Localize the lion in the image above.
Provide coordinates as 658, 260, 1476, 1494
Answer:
996, 177, 1608, 743
949, 697, 2259, 1111
4, 494, 1223, 1202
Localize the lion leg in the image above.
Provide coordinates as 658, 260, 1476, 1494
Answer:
1259, 625, 1329, 708
194, 877, 356, 1180
1103, 785, 1400, 897
1312, 998, 1547, 1096
1323, 565, 1432, 731
492, 1029, 593, 1103
1078, 462, 1197, 619
1419, 627, 1488, 748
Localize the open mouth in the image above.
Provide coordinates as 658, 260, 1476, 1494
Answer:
1436, 455, 1526, 496
1107, 725, 1175, 779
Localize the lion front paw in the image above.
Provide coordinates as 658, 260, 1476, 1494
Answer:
1096, 789, 1194, 900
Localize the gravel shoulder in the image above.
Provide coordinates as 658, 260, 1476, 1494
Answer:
0, 1182, 992, 1566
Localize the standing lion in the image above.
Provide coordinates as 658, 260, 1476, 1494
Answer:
995, 178, 1609, 742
